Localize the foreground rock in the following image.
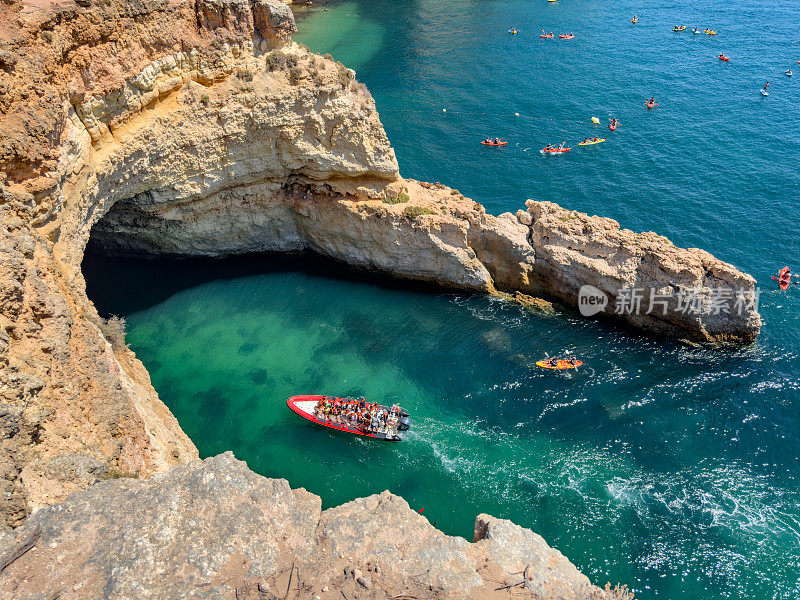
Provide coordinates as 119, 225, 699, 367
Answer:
0, 453, 627, 600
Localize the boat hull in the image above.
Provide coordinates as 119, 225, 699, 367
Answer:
286, 395, 403, 441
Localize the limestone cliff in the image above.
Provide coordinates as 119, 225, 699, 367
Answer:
0, 453, 629, 600
0, 0, 401, 528
0, 0, 756, 592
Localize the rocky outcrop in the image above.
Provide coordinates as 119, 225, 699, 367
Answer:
92, 178, 760, 343
0, 453, 625, 600
517, 201, 762, 343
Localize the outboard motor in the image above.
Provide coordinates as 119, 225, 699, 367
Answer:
398, 416, 411, 431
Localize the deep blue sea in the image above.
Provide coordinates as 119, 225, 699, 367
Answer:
83, 1, 800, 598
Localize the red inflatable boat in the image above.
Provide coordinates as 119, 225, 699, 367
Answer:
481, 140, 508, 146
286, 395, 410, 441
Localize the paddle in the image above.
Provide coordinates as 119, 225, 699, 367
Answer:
771, 273, 799, 286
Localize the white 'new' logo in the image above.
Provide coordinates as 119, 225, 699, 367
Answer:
578, 285, 608, 316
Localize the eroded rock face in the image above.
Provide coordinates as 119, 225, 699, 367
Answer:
0, 453, 616, 600
0, 0, 404, 530
519, 201, 762, 343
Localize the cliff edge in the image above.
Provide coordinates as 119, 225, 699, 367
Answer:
0, 453, 628, 600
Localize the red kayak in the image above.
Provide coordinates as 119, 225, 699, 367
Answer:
286, 395, 410, 441
558, 34, 575, 39
481, 140, 508, 146
719, 55, 730, 61
542, 146, 571, 153
776, 267, 793, 290
540, 33, 554, 38
645, 101, 659, 109
609, 120, 618, 131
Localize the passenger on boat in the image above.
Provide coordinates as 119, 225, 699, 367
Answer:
313, 397, 408, 436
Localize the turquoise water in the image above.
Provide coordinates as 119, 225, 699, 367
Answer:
82, 1, 800, 598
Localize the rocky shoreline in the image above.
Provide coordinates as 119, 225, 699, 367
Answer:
0, 0, 761, 596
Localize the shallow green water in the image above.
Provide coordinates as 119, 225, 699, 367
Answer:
83, 0, 800, 597
85, 251, 799, 600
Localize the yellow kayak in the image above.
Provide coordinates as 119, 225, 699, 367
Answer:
578, 138, 606, 146
536, 359, 583, 370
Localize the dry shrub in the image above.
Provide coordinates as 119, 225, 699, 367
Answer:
403, 205, 433, 220
99, 315, 128, 350
603, 584, 635, 600
236, 67, 254, 81
383, 192, 410, 205
288, 66, 302, 85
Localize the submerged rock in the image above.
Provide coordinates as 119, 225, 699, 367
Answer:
511, 290, 558, 315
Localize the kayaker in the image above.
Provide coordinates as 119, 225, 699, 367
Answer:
484, 137, 492, 144
763, 82, 770, 91
549, 358, 558, 367
494, 138, 501, 144
582, 138, 588, 144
